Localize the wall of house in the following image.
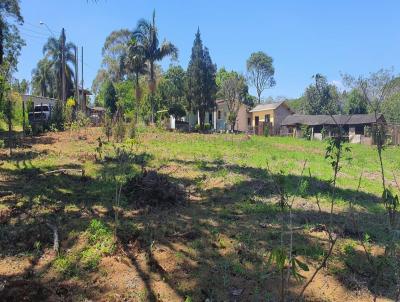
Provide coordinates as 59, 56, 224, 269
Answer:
215, 102, 250, 132
251, 109, 275, 127
236, 105, 251, 132
273, 105, 292, 133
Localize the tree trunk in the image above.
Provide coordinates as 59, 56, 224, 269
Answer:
135, 73, 141, 126
61, 28, 66, 103
22, 101, 25, 136
7, 99, 12, 156
199, 109, 205, 130
149, 61, 156, 124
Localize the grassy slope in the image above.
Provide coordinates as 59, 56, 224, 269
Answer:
0, 128, 398, 301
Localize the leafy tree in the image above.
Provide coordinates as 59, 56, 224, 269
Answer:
31, 58, 56, 97
43, 29, 76, 101
0, 0, 24, 129
382, 92, 400, 124
343, 89, 368, 114
343, 69, 396, 117
218, 70, 247, 130
133, 10, 178, 123
286, 96, 305, 114
246, 51, 275, 103
104, 81, 117, 114
101, 29, 132, 82
187, 29, 217, 129
121, 38, 147, 124
303, 74, 340, 115
157, 65, 188, 115
0, 0, 24, 72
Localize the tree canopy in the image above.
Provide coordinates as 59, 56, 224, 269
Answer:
246, 51, 275, 103
303, 74, 340, 115
0, 0, 25, 73
187, 29, 217, 129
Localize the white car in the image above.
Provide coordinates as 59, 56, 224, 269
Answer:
28, 104, 52, 124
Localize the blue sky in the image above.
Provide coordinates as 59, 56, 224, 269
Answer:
15, 0, 400, 99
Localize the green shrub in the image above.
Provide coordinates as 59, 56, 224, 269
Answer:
263, 124, 270, 137
113, 118, 126, 143
53, 255, 78, 277
301, 125, 311, 140
80, 247, 101, 271
87, 219, 115, 255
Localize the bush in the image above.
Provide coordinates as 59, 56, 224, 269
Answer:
301, 125, 311, 140
53, 255, 78, 277
113, 118, 126, 143
264, 124, 270, 137
51, 100, 65, 131
103, 113, 112, 142
87, 219, 115, 255
194, 123, 211, 131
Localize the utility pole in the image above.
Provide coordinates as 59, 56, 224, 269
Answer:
75, 47, 79, 108
81, 46, 84, 111
61, 28, 66, 103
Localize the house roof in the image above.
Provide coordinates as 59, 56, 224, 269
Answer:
249, 101, 290, 113
22, 94, 59, 103
281, 114, 385, 126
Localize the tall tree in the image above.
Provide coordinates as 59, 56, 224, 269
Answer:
101, 29, 132, 82
343, 89, 368, 114
382, 92, 400, 124
31, 58, 56, 97
104, 81, 117, 114
122, 39, 147, 124
219, 71, 247, 131
133, 10, 178, 123
187, 29, 217, 129
0, 0, 24, 124
246, 51, 275, 103
0, 0, 24, 70
43, 30, 76, 101
303, 74, 340, 115
342, 69, 396, 117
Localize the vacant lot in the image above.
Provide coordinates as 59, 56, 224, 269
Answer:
0, 128, 399, 302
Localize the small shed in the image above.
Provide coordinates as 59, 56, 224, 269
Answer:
281, 113, 386, 144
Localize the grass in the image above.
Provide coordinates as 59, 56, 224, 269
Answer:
0, 128, 398, 301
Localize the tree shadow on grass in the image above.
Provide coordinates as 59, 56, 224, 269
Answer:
0, 149, 396, 301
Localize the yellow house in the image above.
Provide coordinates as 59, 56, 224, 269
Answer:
249, 101, 293, 135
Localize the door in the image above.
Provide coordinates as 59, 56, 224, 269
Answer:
255, 116, 259, 127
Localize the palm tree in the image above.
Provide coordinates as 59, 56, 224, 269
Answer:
31, 58, 55, 97
43, 29, 76, 101
133, 10, 178, 123
121, 39, 147, 124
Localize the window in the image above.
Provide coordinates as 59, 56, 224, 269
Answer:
209, 113, 212, 123
355, 125, 364, 135
264, 114, 270, 123
217, 110, 221, 119
247, 117, 251, 126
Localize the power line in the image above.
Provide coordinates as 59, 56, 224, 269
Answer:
19, 26, 49, 37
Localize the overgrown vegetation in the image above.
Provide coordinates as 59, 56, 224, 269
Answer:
0, 128, 399, 301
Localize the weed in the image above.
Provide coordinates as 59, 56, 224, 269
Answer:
53, 255, 78, 277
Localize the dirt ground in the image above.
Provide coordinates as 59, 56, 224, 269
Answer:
0, 128, 397, 302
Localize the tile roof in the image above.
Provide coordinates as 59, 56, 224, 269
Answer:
281, 114, 385, 126
249, 101, 285, 112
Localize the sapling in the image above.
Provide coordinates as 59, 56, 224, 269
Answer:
266, 160, 309, 302
298, 119, 351, 300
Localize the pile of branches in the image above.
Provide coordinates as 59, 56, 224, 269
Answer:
123, 170, 186, 208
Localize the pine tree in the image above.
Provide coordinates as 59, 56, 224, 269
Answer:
104, 81, 117, 114
187, 29, 216, 129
